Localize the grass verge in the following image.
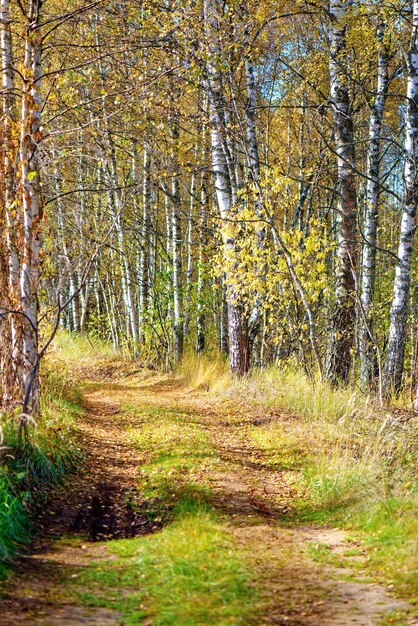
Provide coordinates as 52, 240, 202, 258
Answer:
0, 357, 83, 578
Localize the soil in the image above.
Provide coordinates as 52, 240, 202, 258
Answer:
0, 360, 416, 626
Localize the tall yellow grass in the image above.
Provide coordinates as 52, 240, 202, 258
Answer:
177, 351, 231, 392
179, 353, 417, 507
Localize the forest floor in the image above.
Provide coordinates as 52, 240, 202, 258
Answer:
0, 355, 416, 626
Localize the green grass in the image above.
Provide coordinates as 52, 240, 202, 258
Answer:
76, 502, 256, 625
0, 473, 30, 576
379, 611, 412, 626
0, 360, 83, 578
246, 436, 418, 600
51, 330, 116, 364
126, 403, 219, 520
73, 399, 258, 625
248, 420, 308, 471
354, 499, 418, 600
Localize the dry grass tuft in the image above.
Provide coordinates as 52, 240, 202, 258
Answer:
177, 351, 231, 392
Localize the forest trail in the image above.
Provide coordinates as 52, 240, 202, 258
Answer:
0, 360, 415, 626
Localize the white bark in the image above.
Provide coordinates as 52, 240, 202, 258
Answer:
95, 27, 139, 348
102, 128, 139, 347
359, 21, 389, 388
204, 0, 250, 375
169, 113, 184, 364
184, 166, 196, 338
244, 25, 267, 351
1, 0, 21, 397
54, 170, 81, 333
79, 274, 91, 333
220, 275, 229, 356
326, 0, 358, 384
20, 0, 43, 414
196, 150, 209, 354
383, 1, 418, 393
139, 141, 151, 344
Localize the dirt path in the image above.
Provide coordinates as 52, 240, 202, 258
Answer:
198, 410, 413, 625
0, 364, 415, 626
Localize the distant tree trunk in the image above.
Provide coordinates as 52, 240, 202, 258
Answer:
164, 190, 174, 351
139, 141, 151, 344
97, 271, 118, 349
102, 124, 139, 347
54, 169, 80, 334
78, 151, 94, 334
220, 275, 229, 356
383, 1, 418, 394
105, 177, 138, 344
196, 154, 209, 353
169, 113, 184, 364
79, 275, 91, 333
359, 21, 389, 389
244, 22, 267, 354
326, 0, 358, 385
184, 167, 196, 339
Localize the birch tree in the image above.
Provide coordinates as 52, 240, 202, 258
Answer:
1, 0, 21, 402
18, 0, 44, 416
204, 0, 250, 375
326, 0, 358, 385
383, 1, 418, 394
139, 140, 151, 344
359, 20, 390, 389
169, 109, 184, 364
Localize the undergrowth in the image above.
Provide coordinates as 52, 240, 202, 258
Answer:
178, 350, 230, 392
0, 356, 83, 578
51, 330, 116, 368
180, 353, 418, 601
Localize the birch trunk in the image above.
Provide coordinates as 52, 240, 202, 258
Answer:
169, 114, 184, 363
184, 169, 196, 338
359, 22, 389, 388
326, 0, 358, 385
54, 170, 80, 333
171, 180, 184, 363
196, 159, 209, 353
244, 25, 267, 353
139, 142, 151, 344
102, 126, 139, 347
95, 29, 139, 347
220, 276, 229, 356
204, 0, 250, 375
19, 0, 43, 416
79, 274, 91, 333
1, 0, 22, 398
383, 2, 418, 394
